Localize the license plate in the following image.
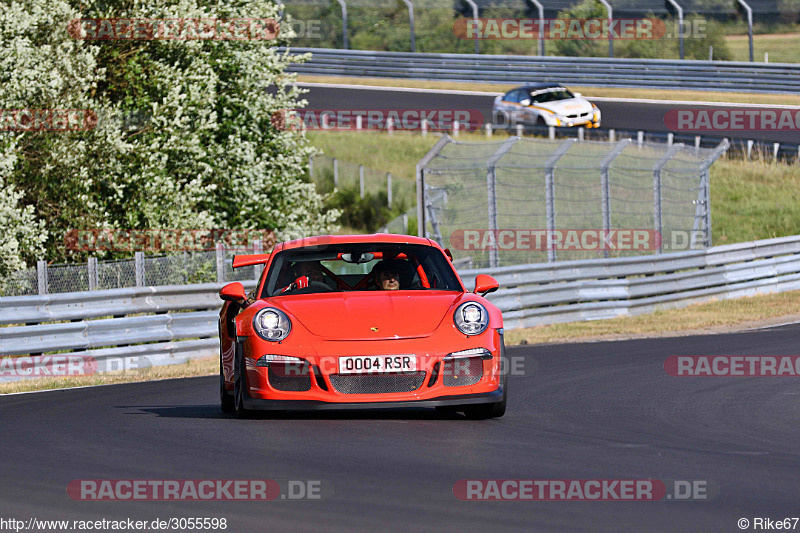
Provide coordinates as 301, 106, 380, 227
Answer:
338, 355, 416, 374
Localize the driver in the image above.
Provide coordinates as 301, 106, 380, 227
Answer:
280, 261, 329, 293
371, 259, 404, 290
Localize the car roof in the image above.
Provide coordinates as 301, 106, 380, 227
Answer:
277, 233, 438, 252
508, 83, 567, 92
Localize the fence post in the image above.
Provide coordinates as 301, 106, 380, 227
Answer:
485, 123, 492, 137
333, 157, 338, 188
774, 142, 780, 161
516, 124, 523, 137
359, 165, 365, 198
747, 139, 753, 159
88, 257, 98, 290
609, 129, 615, 142
335, 0, 348, 49
485, 137, 519, 268
253, 239, 263, 281
421, 119, 427, 137
135, 252, 145, 287
403, 213, 408, 234
216, 243, 225, 284
637, 131, 644, 147
653, 144, 682, 254
416, 135, 453, 238
598, 0, 613, 57
387, 173, 392, 208
600, 139, 632, 258
548, 126, 555, 140
37, 260, 48, 295
545, 139, 578, 262
578, 127, 584, 141
452, 120, 459, 137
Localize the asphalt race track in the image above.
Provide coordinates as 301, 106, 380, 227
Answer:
2, 325, 799, 532
301, 84, 800, 145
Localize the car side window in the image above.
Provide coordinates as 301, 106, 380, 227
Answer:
504, 90, 520, 103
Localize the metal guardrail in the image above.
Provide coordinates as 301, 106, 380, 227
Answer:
2, 235, 800, 380
461, 235, 800, 328
284, 47, 800, 94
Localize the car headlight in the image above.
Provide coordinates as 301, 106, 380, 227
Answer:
253, 308, 291, 341
453, 302, 489, 335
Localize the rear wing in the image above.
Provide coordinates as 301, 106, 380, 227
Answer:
232, 253, 271, 269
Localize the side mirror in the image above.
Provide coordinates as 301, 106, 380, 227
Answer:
520, 98, 531, 106
219, 282, 247, 303
573, 92, 582, 98
444, 248, 454, 262
474, 274, 499, 296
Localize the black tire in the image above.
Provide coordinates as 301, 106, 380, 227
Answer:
233, 345, 252, 419
463, 391, 507, 420
463, 353, 508, 420
220, 365, 235, 414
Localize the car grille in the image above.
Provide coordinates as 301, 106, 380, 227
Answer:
268, 362, 312, 392
443, 357, 484, 387
329, 372, 427, 394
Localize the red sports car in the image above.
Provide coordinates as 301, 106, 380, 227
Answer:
218, 234, 506, 419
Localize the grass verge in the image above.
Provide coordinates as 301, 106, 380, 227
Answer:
0, 356, 218, 395
505, 291, 800, 346
726, 33, 800, 64
297, 74, 800, 106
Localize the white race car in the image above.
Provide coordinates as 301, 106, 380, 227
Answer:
492, 83, 601, 128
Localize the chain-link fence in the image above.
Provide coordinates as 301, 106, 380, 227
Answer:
1, 245, 265, 297
418, 135, 728, 269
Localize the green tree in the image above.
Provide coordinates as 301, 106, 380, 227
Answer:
0, 0, 338, 269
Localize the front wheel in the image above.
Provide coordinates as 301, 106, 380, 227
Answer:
220, 365, 235, 414
233, 346, 252, 418
463, 392, 506, 420
463, 360, 508, 419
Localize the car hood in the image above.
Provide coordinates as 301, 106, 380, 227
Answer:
538, 98, 593, 116
276, 291, 462, 340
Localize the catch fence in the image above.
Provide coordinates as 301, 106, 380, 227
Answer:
417, 134, 728, 268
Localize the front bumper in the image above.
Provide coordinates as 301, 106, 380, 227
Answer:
232, 328, 505, 406
242, 386, 504, 411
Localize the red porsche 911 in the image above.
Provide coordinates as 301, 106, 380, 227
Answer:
218, 234, 506, 419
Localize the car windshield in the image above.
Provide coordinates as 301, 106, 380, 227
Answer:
529, 87, 574, 103
261, 243, 463, 297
